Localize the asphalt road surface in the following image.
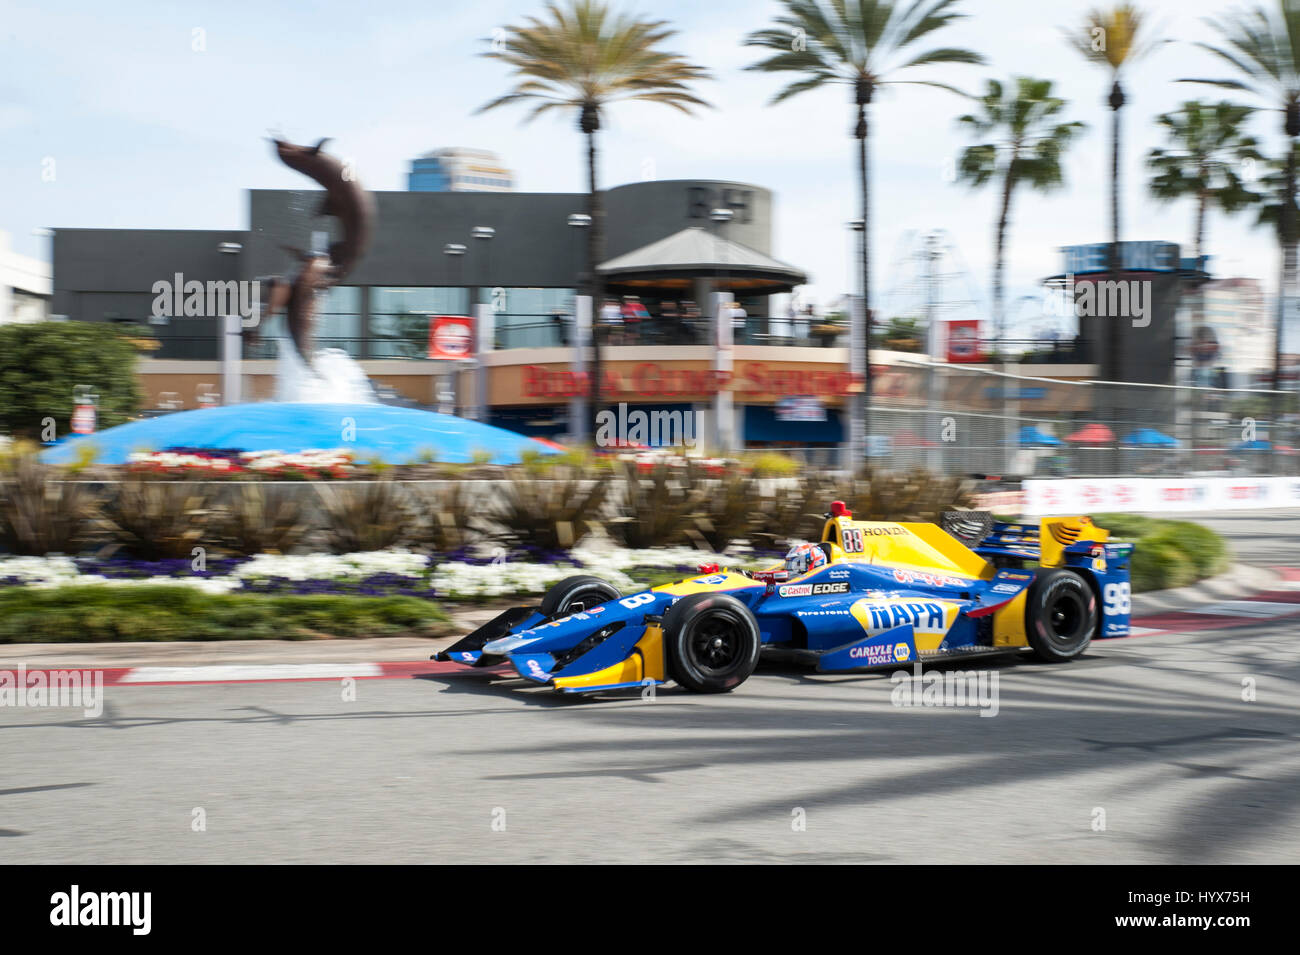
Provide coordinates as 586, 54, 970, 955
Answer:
1, 513, 1297, 864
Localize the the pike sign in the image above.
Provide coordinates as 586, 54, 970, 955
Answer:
522, 362, 861, 399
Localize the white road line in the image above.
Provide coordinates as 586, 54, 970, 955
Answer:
118, 663, 383, 684
1188, 601, 1300, 618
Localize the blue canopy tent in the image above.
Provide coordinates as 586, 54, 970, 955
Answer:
1233, 439, 1272, 452
41, 402, 563, 466
1016, 425, 1063, 447
1120, 428, 1179, 448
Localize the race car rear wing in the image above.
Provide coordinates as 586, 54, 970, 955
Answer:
942, 511, 1111, 568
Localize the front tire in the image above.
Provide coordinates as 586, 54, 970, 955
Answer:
539, 575, 621, 618
662, 593, 761, 693
1025, 569, 1096, 661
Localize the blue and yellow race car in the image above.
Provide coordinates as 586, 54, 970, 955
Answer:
435, 504, 1134, 695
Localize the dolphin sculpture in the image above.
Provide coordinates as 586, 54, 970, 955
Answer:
258, 137, 376, 368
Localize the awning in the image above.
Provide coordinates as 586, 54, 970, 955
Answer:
598, 227, 807, 292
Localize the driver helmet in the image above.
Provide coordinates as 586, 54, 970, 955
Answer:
784, 542, 828, 578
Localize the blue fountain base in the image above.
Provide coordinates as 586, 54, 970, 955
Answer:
42, 402, 560, 466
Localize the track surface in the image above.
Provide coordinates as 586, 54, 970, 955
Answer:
2, 512, 1297, 864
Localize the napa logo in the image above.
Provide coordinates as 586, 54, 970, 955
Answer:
893, 643, 911, 662
850, 598, 953, 637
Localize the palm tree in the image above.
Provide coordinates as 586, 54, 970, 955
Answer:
1066, 4, 1162, 278
1066, 4, 1161, 467
957, 77, 1085, 352
479, 0, 711, 429
1146, 100, 1262, 453
1181, 1, 1300, 465
1147, 101, 1263, 265
744, 0, 984, 462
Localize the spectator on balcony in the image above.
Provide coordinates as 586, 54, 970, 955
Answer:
730, 300, 748, 344
599, 297, 622, 345
621, 296, 649, 344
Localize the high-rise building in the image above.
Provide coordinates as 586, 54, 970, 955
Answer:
1188, 277, 1272, 388
0, 231, 51, 324
408, 148, 514, 192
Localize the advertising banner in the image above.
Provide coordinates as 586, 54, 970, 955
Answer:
427, 315, 475, 360
1023, 477, 1300, 515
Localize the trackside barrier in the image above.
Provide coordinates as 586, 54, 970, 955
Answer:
1021, 476, 1300, 516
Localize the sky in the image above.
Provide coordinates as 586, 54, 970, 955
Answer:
0, 0, 1290, 337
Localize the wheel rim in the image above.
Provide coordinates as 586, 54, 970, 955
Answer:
1046, 592, 1085, 642
686, 612, 745, 676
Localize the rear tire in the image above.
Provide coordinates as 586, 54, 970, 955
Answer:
539, 575, 621, 618
662, 593, 761, 693
1025, 569, 1096, 661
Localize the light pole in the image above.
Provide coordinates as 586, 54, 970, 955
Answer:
847, 218, 866, 468
440, 243, 467, 412
217, 240, 243, 403
568, 212, 593, 441
710, 208, 735, 453
470, 227, 496, 422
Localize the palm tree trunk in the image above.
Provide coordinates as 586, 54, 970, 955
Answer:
1106, 80, 1125, 473
856, 83, 872, 474
1274, 139, 1296, 474
1190, 192, 1207, 460
995, 164, 1014, 474
586, 126, 605, 432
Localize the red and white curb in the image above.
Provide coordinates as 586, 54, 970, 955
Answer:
1124, 567, 1300, 637
17, 660, 474, 688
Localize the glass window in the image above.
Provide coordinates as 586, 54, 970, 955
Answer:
478, 287, 574, 349
371, 286, 469, 358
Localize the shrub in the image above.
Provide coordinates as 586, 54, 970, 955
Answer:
606, 461, 694, 549
212, 483, 311, 556
406, 481, 479, 552
0, 446, 103, 555
685, 468, 758, 552
488, 466, 608, 550
316, 480, 413, 553
0, 322, 142, 439
1130, 537, 1198, 592
0, 586, 450, 642
101, 474, 212, 560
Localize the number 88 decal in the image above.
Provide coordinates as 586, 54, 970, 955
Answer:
842, 527, 864, 552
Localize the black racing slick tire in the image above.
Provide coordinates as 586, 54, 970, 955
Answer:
1025, 568, 1097, 662
539, 575, 621, 618
662, 592, 761, 693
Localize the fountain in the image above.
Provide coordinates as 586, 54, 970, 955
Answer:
42, 139, 558, 466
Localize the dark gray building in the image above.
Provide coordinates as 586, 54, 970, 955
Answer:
53, 179, 805, 362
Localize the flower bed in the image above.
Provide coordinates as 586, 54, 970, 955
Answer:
0, 542, 757, 602
126, 447, 355, 480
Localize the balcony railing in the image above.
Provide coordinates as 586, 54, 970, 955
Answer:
140, 317, 851, 361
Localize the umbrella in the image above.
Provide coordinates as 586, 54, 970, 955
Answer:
1121, 428, 1179, 448
1066, 423, 1115, 443
41, 402, 563, 466
1017, 425, 1062, 447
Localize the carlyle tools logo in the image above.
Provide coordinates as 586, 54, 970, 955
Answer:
49, 886, 151, 935
151, 273, 261, 327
